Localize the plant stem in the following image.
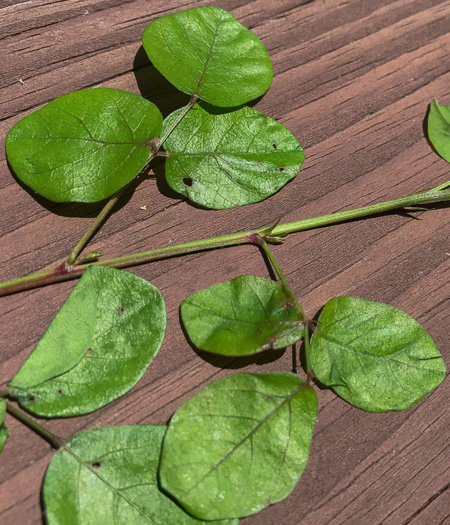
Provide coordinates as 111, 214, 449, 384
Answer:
65, 187, 126, 266
6, 401, 65, 449
303, 324, 312, 380
259, 240, 305, 319
158, 98, 197, 147
0, 187, 448, 297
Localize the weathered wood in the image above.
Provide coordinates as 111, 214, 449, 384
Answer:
1, 0, 449, 523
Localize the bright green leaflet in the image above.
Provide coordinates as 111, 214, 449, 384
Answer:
142, 6, 273, 107
6, 88, 162, 202
163, 105, 304, 209
9, 266, 166, 417
0, 399, 8, 453
181, 275, 304, 355
44, 425, 237, 525
309, 297, 446, 412
160, 373, 317, 520
428, 99, 450, 162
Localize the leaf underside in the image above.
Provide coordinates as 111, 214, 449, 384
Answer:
163, 105, 304, 209
9, 266, 166, 417
143, 6, 273, 107
160, 372, 317, 520
44, 425, 237, 525
428, 99, 450, 162
310, 297, 446, 412
181, 275, 304, 355
6, 88, 162, 202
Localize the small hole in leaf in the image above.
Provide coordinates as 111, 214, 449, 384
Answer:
29, 395, 35, 401
272, 143, 277, 150
119, 307, 124, 312
91, 461, 101, 469
87, 348, 93, 354
57, 389, 63, 394
183, 177, 193, 187
278, 167, 285, 172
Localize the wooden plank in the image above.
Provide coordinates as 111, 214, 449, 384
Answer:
1, 0, 449, 523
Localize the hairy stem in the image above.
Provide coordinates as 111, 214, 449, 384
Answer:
1, 187, 448, 297
6, 401, 65, 449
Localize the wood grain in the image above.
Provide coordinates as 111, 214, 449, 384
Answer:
1, 0, 449, 523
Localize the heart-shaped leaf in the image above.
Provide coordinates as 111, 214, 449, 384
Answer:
9, 266, 166, 417
44, 425, 237, 525
181, 275, 304, 355
310, 297, 446, 412
0, 399, 8, 453
428, 99, 450, 162
6, 88, 162, 202
142, 6, 273, 107
160, 373, 317, 520
163, 105, 304, 209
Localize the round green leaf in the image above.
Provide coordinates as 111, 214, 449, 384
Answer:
160, 372, 317, 520
44, 425, 237, 525
181, 275, 304, 356
163, 105, 304, 209
142, 6, 273, 107
310, 297, 446, 412
0, 399, 8, 453
9, 266, 166, 417
6, 88, 162, 202
428, 99, 450, 162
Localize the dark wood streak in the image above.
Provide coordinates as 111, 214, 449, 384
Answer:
1, 0, 449, 523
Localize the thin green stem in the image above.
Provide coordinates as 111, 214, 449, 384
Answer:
303, 324, 312, 379
6, 401, 65, 449
158, 97, 198, 147
259, 240, 305, 319
65, 187, 126, 266
0, 186, 448, 297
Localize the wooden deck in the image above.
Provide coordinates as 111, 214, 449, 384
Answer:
1, 1, 449, 523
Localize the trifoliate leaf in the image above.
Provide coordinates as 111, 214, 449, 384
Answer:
160, 373, 317, 520
6, 88, 162, 202
143, 6, 273, 107
181, 275, 304, 355
310, 297, 446, 412
9, 266, 166, 417
163, 105, 304, 209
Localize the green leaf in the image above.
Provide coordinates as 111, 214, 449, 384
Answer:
160, 373, 317, 520
181, 275, 304, 356
44, 425, 237, 525
142, 6, 273, 107
9, 266, 166, 417
163, 105, 304, 209
428, 99, 450, 162
310, 297, 446, 412
6, 88, 162, 202
0, 399, 8, 453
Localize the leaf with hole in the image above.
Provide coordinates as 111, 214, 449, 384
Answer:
44, 425, 237, 525
309, 297, 446, 412
428, 99, 450, 162
163, 105, 304, 209
0, 399, 8, 453
181, 275, 304, 355
9, 266, 166, 417
6, 88, 162, 202
142, 6, 273, 107
160, 372, 317, 520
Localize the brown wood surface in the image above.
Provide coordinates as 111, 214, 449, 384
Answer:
1, 0, 449, 524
